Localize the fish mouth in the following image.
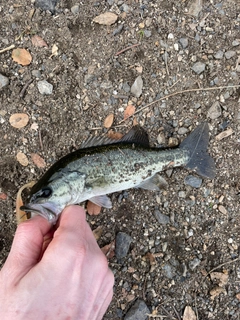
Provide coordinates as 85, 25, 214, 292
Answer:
20, 203, 59, 224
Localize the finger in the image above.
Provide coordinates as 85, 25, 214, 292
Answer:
2, 215, 51, 282
42, 205, 92, 264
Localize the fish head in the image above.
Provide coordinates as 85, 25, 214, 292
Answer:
21, 183, 72, 224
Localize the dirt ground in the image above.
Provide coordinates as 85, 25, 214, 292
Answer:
0, 0, 240, 319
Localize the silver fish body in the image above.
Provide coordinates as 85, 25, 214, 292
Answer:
21, 123, 216, 223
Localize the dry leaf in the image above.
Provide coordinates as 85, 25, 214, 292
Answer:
236, 293, 240, 301
0, 193, 7, 200
93, 226, 103, 241
101, 240, 115, 259
215, 128, 233, 141
30, 122, 39, 131
93, 12, 118, 25
51, 44, 58, 56
31, 35, 48, 48
210, 286, 226, 300
31, 153, 46, 168
12, 48, 32, 66
210, 272, 229, 287
107, 130, 123, 140
145, 252, 156, 266
104, 113, 114, 128
16, 152, 29, 166
16, 181, 36, 224
87, 200, 101, 215
183, 306, 196, 320
124, 104, 135, 120
9, 113, 29, 128
133, 117, 138, 126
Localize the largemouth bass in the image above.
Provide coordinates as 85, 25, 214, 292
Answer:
21, 122, 216, 223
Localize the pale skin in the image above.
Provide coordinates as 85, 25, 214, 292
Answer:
0, 205, 114, 320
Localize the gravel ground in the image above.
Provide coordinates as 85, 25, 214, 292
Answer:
0, 0, 240, 319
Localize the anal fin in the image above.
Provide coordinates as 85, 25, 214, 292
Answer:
136, 174, 168, 191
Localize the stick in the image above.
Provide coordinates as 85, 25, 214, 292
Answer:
114, 43, 141, 56
19, 79, 33, 98
118, 84, 240, 124
0, 44, 15, 54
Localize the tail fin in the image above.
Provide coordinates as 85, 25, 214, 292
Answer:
180, 122, 216, 179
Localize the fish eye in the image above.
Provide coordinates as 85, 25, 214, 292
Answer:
39, 187, 52, 198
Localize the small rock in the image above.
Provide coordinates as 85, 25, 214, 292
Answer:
154, 210, 170, 225
178, 127, 188, 135
189, 258, 201, 270
121, 4, 130, 13
0, 74, 9, 89
179, 191, 186, 198
113, 24, 124, 36
71, 4, 79, 14
207, 101, 222, 119
184, 175, 202, 188
191, 61, 206, 74
162, 264, 175, 279
31, 70, 41, 78
144, 30, 152, 38
179, 37, 188, 49
124, 299, 150, 320
131, 76, 143, 98
122, 82, 130, 93
218, 205, 228, 214
35, 0, 59, 13
115, 232, 132, 260
214, 50, 224, 59
232, 40, 240, 47
225, 50, 236, 60
157, 132, 165, 145
37, 80, 53, 95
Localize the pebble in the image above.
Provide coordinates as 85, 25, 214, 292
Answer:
178, 191, 186, 198
124, 299, 150, 320
162, 264, 175, 279
113, 24, 124, 36
107, 0, 114, 5
232, 40, 240, 47
214, 50, 224, 59
37, 80, 53, 95
115, 232, 132, 260
184, 175, 202, 188
0, 74, 9, 89
35, 0, 59, 13
189, 258, 201, 270
207, 101, 222, 119
71, 5, 80, 14
191, 61, 206, 74
225, 50, 236, 60
131, 76, 143, 98
122, 82, 130, 93
178, 127, 188, 135
31, 70, 41, 78
144, 30, 152, 38
179, 37, 188, 49
154, 210, 170, 225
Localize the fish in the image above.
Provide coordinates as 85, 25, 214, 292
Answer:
21, 122, 216, 224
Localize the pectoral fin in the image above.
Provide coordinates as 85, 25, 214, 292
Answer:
89, 195, 112, 208
137, 174, 168, 191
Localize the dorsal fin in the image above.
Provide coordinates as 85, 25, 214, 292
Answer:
80, 125, 150, 149
120, 125, 150, 147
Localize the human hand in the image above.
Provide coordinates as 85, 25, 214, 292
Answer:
0, 205, 114, 320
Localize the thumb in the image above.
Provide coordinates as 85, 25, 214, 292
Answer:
2, 215, 51, 283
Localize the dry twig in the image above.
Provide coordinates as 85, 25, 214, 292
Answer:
118, 84, 240, 124
0, 44, 15, 54
115, 43, 141, 56
19, 79, 33, 98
